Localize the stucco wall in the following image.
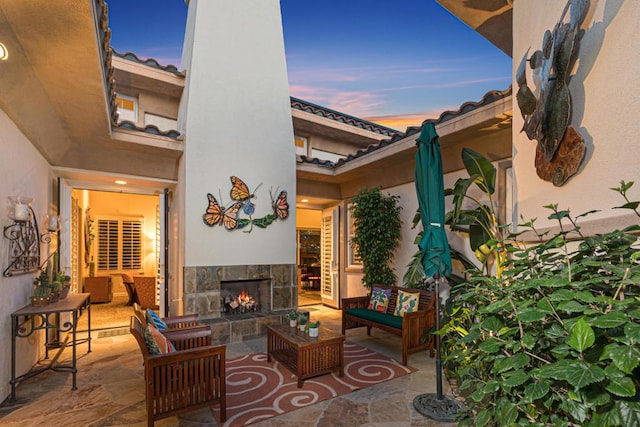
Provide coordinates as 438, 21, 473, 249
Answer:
513, 1, 640, 229
0, 108, 52, 402
180, 0, 296, 268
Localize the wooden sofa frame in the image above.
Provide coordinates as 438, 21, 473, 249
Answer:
130, 316, 226, 426
341, 284, 436, 365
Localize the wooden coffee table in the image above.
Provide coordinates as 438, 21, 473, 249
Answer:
266, 323, 345, 387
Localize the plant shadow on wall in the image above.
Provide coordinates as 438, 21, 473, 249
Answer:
350, 187, 402, 289
437, 149, 640, 425
202, 176, 289, 233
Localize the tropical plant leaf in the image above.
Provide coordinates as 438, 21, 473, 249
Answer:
461, 148, 496, 194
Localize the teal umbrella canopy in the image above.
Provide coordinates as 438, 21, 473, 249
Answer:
415, 123, 452, 278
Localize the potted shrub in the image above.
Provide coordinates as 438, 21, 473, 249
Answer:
308, 320, 320, 337
298, 315, 308, 332
350, 187, 402, 289
286, 310, 298, 327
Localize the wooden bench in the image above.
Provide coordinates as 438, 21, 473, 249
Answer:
341, 284, 436, 365
130, 316, 226, 425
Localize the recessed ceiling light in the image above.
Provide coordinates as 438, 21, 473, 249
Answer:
0, 42, 8, 61
301, 199, 309, 203
115, 180, 127, 185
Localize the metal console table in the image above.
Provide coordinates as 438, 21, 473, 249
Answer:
10, 293, 91, 401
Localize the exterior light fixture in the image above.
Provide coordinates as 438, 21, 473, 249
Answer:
115, 180, 127, 185
0, 42, 8, 61
300, 199, 309, 203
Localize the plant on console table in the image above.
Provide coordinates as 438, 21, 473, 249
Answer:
286, 310, 298, 327
298, 315, 308, 332
308, 320, 320, 337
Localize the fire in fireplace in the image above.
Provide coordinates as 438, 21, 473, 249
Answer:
220, 279, 270, 315
222, 289, 261, 314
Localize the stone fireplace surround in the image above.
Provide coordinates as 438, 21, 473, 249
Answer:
184, 263, 297, 344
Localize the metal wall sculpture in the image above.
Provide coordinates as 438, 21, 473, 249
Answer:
516, 0, 590, 186
203, 176, 289, 233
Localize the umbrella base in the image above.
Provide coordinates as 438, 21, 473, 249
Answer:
413, 393, 463, 422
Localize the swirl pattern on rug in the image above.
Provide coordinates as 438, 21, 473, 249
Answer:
213, 341, 416, 426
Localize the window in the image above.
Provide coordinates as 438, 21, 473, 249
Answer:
346, 203, 362, 268
294, 136, 308, 156
115, 93, 138, 123
96, 217, 143, 272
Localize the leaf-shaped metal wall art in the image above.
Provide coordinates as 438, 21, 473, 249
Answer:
515, 0, 591, 185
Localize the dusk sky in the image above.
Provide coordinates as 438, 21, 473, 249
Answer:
106, 0, 511, 130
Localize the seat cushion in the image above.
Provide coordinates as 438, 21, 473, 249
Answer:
346, 308, 403, 329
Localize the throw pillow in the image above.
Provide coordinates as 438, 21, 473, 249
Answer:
394, 290, 420, 317
146, 308, 168, 331
144, 324, 171, 354
368, 287, 392, 313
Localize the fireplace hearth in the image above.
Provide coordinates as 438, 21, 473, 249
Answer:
183, 263, 297, 344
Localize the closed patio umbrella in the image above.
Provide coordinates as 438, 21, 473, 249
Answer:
412, 122, 461, 421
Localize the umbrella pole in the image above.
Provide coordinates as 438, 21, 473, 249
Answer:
412, 275, 463, 421
435, 275, 443, 399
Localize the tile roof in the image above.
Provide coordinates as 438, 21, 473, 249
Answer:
300, 86, 513, 168
112, 49, 182, 75
290, 97, 402, 137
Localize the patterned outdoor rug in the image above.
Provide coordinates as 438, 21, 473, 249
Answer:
213, 341, 416, 426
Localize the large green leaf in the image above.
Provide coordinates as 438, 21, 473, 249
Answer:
567, 318, 595, 352
608, 345, 640, 374
624, 322, 640, 344
479, 337, 502, 353
498, 401, 518, 426
517, 308, 548, 322
590, 312, 628, 329
606, 376, 636, 397
461, 148, 496, 195
538, 360, 574, 380
523, 381, 550, 402
502, 370, 529, 387
565, 363, 605, 389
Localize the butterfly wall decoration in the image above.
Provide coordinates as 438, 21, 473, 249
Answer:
203, 194, 242, 230
202, 176, 289, 232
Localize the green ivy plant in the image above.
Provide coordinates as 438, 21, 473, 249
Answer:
351, 187, 402, 289
444, 180, 640, 426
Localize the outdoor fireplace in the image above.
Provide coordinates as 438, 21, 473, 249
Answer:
220, 279, 271, 316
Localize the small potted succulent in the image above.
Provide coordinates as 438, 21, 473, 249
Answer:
286, 310, 298, 327
298, 314, 308, 332
308, 320, 320, 337
31, 270, 53, 306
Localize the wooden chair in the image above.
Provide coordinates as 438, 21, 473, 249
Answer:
134, 276, 158, 309
121, 273, 139, 306
130, 316, 226, 426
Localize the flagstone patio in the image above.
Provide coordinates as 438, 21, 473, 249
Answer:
0, 304, 458, 426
